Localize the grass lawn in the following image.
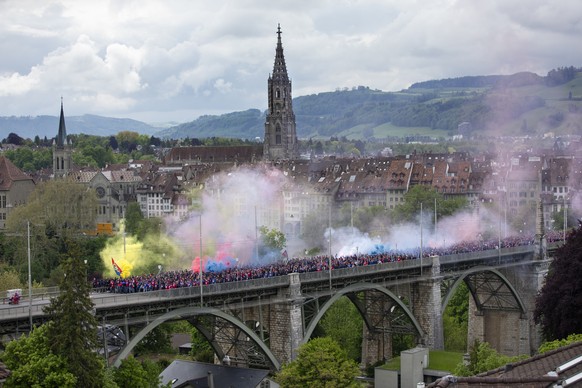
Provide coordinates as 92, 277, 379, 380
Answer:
379, 350, 463, 372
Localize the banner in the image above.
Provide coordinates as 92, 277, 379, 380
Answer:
111, 257, 123, 277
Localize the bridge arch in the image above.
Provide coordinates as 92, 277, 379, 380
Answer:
302, 282, 425, 344
112, 306, 280, 370
441, 266, 527, 314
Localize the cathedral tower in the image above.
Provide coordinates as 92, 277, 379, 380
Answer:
52, 99, 72, 178
264, 24, 299, 160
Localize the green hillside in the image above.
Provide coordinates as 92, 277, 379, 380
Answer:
156, 67, 582, 140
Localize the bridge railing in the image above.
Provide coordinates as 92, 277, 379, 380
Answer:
91, 276, 290, 308
298, 258, 423, 291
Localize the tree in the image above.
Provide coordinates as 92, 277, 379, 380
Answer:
276, 337, 360, 387
453, 340, 524, 376
538, 333, 582, 354
534, 224, 582, 340
318, 297, 363, 361
190, 327, 214, 363
113, 356, 163, 388
133, 325, 173, 355
6, 132, 24, 145
124, 202, 144, 237
1, 322, 77, 387
259, 226, 287, 250
6, 179, 98, 238
443, 282, 469, 351
43, 256, 105, 387
392, 185, 467, 224
0, 268, 23, 291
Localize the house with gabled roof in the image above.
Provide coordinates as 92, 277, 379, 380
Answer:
0, 156, 36, 229
426, 341, 582, 388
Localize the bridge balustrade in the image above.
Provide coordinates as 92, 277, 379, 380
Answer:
92, 275, 291, 309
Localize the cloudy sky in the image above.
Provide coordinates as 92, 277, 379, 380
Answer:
1, 0, 581, 124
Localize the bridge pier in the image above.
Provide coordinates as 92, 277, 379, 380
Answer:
466, 260, 551, 357
269, 273, 304, 364
412, 256, 444, 350
361, 320, 393, 366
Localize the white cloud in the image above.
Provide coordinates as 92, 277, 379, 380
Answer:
0, 0, 580, 123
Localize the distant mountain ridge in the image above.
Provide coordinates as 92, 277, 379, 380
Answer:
0, 114, 161, 140
2, 68, 581, 141
159, 68, 582, 140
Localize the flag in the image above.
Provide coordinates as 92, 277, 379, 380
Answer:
112, 257, 123, 277
281, 249, 289, 261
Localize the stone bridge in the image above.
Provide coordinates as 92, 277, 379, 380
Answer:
0, 240, 556, 371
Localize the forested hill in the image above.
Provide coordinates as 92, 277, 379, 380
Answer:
2, 67, 581, 141
158, 66, 582, 140
0, 114, 161, 140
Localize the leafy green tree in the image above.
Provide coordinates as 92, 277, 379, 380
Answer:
443, 282, 469, 352
0, 268, 23, 291
259, 226, 287, 250
113, 356, 164, 388
392, 185, 467, 224
4, 146, 53, 172
276, 337, 360, 387
453, 340, 525, 376
133, 324, 173, 355
318, 297, 363, 361
124, 202, 144, 236
190, 327, 214, 362
534, 224, 582, 340
538, 333, 582, 354
43, 256, 105, 387
6, 179, 98, 238
136, 217, 164, 242
1, 322, 77, 387
117, 131, 140, 153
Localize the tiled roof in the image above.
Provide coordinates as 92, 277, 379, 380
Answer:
165, 145, 263, 164
428, 341, 582, 387
0, 156, 33, 190
0, 361, 10, 380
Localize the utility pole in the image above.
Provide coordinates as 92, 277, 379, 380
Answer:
27, 221, 32, 330
199, 214, 203, 306
420, 203, 423, 277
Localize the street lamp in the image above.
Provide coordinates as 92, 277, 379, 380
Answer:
199, 214, 203, 306
27, 221, 32, 330
328, 202, 332, 290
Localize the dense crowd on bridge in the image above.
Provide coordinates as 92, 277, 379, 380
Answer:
93, 231, 564, 294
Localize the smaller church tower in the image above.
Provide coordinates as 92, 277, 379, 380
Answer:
264, 24, 299, 161
52, 98, 72, 178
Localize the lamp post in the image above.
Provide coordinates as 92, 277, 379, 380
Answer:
199, 214, 203, 306
420, 203, 423, 277
27, 221, 32, 330
563, 201, 567, 241
328, 202, 332, 290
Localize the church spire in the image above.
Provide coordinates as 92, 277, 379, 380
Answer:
53, 98, 72, 178
272, 23, 289, 82
264, 24, 298, 161
56, 97, 67, 147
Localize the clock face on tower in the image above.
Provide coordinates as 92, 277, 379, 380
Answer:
96, 186, 105, 198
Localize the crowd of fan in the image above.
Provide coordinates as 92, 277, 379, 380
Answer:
94, 231, 564, 294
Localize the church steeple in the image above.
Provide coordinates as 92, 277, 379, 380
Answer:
264, 24, 299, 161
53, 98, 72, 178
272, 24, 289, 83
56, 97, 68, 147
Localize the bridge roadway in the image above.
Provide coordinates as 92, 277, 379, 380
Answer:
0, 244, 544, 337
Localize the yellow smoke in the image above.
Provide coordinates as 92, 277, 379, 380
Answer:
100, 234, 141, 278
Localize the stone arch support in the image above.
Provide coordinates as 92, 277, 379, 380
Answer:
302, 282, 425, 344
441, 266, 527, 315
112, 306, 280, 370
